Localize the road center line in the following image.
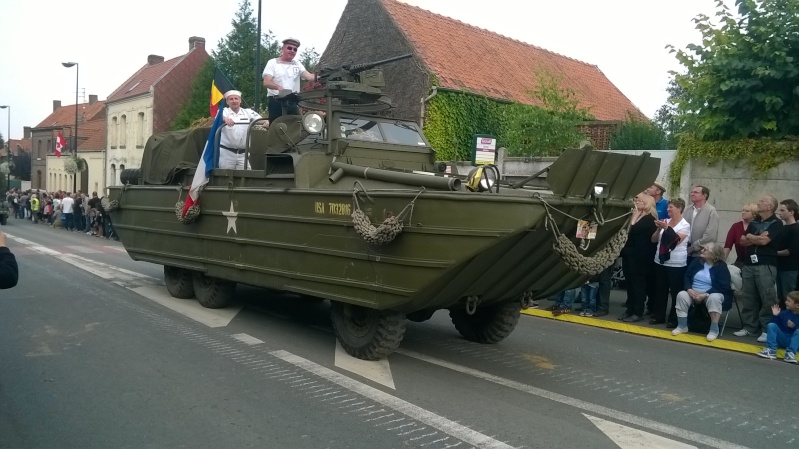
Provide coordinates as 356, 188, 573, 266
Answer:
270, 349, 514, 449
395, 349, 750, 449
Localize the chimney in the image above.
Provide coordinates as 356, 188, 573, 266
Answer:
189, 36, 205, 51
89, 94, 98, 104
53, 100, 61, 112
148, 54, 164, 65
23, 126, 31, 138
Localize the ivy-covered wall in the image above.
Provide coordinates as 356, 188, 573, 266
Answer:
423, 91, 506, 161
668, 134, 799, 189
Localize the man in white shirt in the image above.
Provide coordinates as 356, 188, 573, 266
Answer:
219, 90, 263, 170
262, 37, 316, 122
60, 193, 75, 231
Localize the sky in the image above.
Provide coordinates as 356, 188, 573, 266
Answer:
0, 0, 734, 141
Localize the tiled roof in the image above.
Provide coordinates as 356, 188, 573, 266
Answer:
8, 138, 31, 155
76, 120, 106, 152
35, 101, 105, 129
106, 55, 184, 103
381, 0, 644, 121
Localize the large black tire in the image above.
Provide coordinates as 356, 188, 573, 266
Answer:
450, 301, 522, 344
192, 272, 235, 308
330, 302, 406, 360
164, 266, 195, 299
406, 309, 436, 323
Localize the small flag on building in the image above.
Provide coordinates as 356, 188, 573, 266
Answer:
55, 131, 66, 157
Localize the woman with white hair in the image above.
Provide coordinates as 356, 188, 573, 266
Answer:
671, 242, 733, 341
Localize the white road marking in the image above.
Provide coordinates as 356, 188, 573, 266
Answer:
396, 349, 750, 449
334, 341, 396, 390
585, 414, 697, 449
104, 245, 128, 252
131, 285, 241, 328
271, 350, 513, 449
232, 333, 265, 345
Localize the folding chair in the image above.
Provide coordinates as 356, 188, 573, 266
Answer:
720, 264, 743, 337
720, 292, 743, 337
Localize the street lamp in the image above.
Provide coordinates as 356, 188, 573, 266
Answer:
0, 105, 9, 192
62, 61, 78, 192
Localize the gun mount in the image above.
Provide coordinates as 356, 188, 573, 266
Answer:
316, 54, 412, 86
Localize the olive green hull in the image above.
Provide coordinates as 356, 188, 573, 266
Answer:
108, 182, 631, 313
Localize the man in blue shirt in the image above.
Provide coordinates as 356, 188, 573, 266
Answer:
646, 181, 669, 220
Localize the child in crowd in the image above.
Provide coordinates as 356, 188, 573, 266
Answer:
757, 291, 799, 362
579, 273, 601, 317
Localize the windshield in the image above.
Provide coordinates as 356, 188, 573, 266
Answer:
339, 117, 427, 146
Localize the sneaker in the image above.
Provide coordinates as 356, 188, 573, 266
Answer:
623, 314, 643, 323
706, 332, 719, 342
593, 310, 609, 317
578, 311, 587, 317
552, 307, 570, 317
733, 329, 754, 337
528, 301, 539, 309
583, 311, 593, 317
785, 351, 797, 364
671, 327, 689, 336
757, 332, 768, 343
757, 348, 776, 359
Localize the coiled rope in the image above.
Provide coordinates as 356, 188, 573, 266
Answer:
538, 196, 631, 275
351, 183, 424, 245
175, 184, 201, 224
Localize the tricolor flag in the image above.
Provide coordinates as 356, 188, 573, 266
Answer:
181, 86, 227, 218
55, 131, 66, 157
209, 67, 236, 117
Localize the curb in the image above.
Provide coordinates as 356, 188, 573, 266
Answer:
521, 308, 784, 358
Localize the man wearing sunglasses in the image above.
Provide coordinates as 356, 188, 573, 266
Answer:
262, 37, 316, 123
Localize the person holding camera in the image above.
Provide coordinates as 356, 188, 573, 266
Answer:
734, 195, 784, 342
0, 230, 18, 289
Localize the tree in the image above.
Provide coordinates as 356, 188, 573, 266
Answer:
649, 78, 684, 149
299, 47, 320, 73
0, 131, 5, 152
11, 151, 30, 181
172, 0, 281, 129
610, 114, 668, 150
502, 69, 594, 156
669, 0, 799, 140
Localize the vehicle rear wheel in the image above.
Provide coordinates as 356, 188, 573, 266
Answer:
164, 266, 195, 299
406, 309, 436, 323
330, 302, 406, 360
450, 301, 521, 344
192, 272, 235, 308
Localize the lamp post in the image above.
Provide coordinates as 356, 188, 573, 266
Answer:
0, 105, 9, 192
62, 62, 79, 193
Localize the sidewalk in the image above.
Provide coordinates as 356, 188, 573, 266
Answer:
522, 287, 777, 357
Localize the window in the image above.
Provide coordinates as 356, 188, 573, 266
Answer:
37, 140, 42, 156
137, 112, 145, 147
110, 164, 116, 186
111, 117, 118, 148
46, 140, 51, 157
120, 115, 127, 148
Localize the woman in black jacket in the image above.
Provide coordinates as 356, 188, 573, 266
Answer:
0, 231, 18, 289
618, 194, 658, 322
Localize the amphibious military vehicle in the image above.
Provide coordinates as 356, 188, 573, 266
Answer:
107, 55, 659, 360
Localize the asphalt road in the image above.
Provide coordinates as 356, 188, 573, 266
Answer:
1, 219, 796, 449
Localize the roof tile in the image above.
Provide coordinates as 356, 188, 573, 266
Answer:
381, 0, 644, 121
106, 55, 185, 103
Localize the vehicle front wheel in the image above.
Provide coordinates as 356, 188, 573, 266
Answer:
330, 302, 406, 360
192, 272, 235, 308
450, 301, 521, 344
164, 266, 195, 299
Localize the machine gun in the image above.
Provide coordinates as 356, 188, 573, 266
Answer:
316, 54, 413, 87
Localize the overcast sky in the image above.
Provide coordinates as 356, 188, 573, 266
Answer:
0, 0, 732, 140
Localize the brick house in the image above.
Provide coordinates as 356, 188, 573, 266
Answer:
31, 97, 106, 192
104, 36, 208, 188
320, 0, 644, 150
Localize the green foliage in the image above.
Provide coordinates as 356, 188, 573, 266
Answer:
299, 47, 320, 73
423, 70, 594, 160
610, 114, 668, 150
668, 133, 799, 188
651, 78, 683, 148
501, 70, 593, 156
172, 59, 215, 130
424, 92, 505, 161
0, 131, 5, 151
669, 0, 799, 140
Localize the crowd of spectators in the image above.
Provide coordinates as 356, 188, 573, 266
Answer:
547, 182, 799, 355
5, 189, 116, 239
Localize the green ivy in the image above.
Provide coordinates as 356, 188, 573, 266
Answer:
423, 92, 505, 161
668, 133, 799, 189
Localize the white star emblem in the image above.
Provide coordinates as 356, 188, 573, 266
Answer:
223, 201, 238, 234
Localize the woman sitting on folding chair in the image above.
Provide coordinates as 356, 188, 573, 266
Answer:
671, 242, 733, 341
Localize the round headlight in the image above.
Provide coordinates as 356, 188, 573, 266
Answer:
302, 113, 325, 134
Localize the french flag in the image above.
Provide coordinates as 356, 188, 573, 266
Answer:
181, 106, 224, 218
